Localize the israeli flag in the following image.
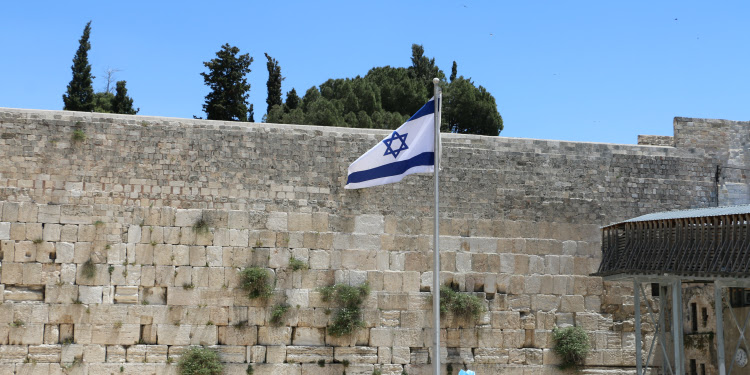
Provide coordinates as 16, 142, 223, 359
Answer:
345, 98, 436, 189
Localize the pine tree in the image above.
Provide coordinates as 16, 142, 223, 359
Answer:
63, 21, 95, 111
200, 44, 253, 121
265, 53, 284, 115
113, 81, 138, 114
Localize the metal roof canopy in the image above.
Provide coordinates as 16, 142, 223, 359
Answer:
596, 205, 750, 279
594, 205, 750, 375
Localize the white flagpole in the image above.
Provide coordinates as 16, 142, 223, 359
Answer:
432, 78, 442, 375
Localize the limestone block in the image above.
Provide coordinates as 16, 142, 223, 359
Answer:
292, 327, 324, 346
114, 286, 139, 304
258, 326, 292, 345
206, 246, 222, 266
353, 215, 384, 234
1, 240, 13, 262
43, 324, 59, 344
189, 246, 206, 266
60, 225, 78, 242
369, 328, 394, 347
165, 227, 181, 245
0, 222, 10, 240
154, 265, 175, 287
249, 345, 266, 363
531, 295, 559, 311
14, 241, 36, 262
175, 209, 202, 227
392, 346, 410, 364
309, 250, 330, 269
152, 244, 172, 266
167, 287, 199, 306
269, 247, 289, 269
22, 264, 43, 285
2, 203, 19, 222
78, 286, 103, 304
126, 225, 143, 245
474, 348, 509, 364
35, 242, 56, 263
17, 203, 38, 223
77, 225, 96, 242
126, 345, 146, 362
218, 325, 258, 346
60, 263, 77, 284
9, 323, 44, 345
106, 345, 126, 362
141, 266, 155, 286
156, 324, 191, 345
393, 328, 423, 347
38, 205, 61, 223
229, 229, 249, 247
478, 328, 504, 348
266, 345, 287, 363
0, 345, 28, 363
45, 284, 78, 304
174, 266, 191, 287
145, 345, 168, 363
76, 264, 109, 286
560, 295, 585, 312
10, 223, 26, 241
377, 347, 392, 364
288, 213, 313, 231
266, 212, 288, 231
172, 245, 189, 265
286, 345, 333, 363
213, 345, 245, 363
135, 244, 153, 265
61, 343, 83, 363
286, 289, 309, 308
180, 227, 196, 245
83, 344, 106, 363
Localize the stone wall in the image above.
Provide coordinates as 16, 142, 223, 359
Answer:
0, 108, 745, 374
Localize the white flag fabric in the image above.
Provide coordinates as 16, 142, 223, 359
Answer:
345, 98, 435, 189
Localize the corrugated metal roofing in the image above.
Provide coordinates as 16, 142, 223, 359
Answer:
606, 204, 750, 227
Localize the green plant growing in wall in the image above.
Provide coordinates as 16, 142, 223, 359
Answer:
319, 282, 370, 337
72, 129, 86, 142
439, 285, 484, 321
238, 267, 274, 299
178, 346, 224, 375
288, 256, 308, 271
552, 325, 591, 369
81, 258, 96, 279
193, 217, 210, 235
270, 303, 290, 326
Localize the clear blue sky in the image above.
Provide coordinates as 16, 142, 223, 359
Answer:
1, 1, 748, 144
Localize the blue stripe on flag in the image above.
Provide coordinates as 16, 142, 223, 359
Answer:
407, 99, 435, 122
346, 152, 435, 184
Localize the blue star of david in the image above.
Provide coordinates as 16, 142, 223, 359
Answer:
382, 131, 409, 158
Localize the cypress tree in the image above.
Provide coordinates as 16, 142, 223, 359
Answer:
201, 44, 253, 121
63, 21, 95, 111
450, 61, 458, 82
112, 81, 138, 114
265, 53, 284, 115
285, 88, 300, 111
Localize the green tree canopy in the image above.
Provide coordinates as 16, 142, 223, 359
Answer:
264, 53, 283, 116
201, 43, 253, 121
63, 21, 95, 111
265, 44, 503, 135
113, 81, 138, 114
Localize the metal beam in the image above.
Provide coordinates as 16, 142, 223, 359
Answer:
715, 282, 726, 375
634, 278, 643, 375
672, 281, 684, 375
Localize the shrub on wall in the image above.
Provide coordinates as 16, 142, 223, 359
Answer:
320, 282, 370, 336
552, 326, 590, 369
238, 267, 274, 300
178, 346, 224, 375
439, 285, 484, 320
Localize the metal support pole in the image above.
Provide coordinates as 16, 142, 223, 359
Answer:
659, 284, 674, 375
635, 278, 643, 375
715, 282, 727, 375
431, 78, 441, 375
672, 280, 684, 375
